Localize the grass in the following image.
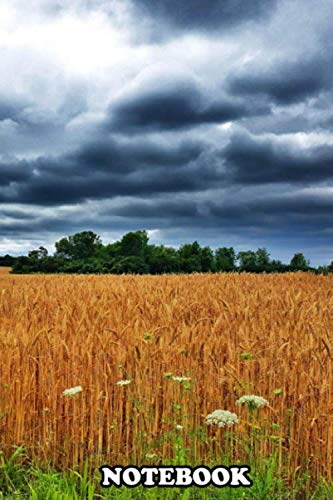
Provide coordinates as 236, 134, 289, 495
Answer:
0, 446, 332, 499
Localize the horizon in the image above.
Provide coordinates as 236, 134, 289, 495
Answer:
1, 1, 333, 266
1, 228, 327, 268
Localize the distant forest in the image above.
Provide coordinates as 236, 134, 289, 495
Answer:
1, 230, 332, 274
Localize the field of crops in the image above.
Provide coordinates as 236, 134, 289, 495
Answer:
0, 267, 11, 274
0, 273, 332, 489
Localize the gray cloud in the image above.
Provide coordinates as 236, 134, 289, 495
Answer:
228, 53, 333, 105
1, 0, 333, 264
107, 80, 258, 132
131, 0, 278, 32
0, 101, 22, 122
224, 132, 333, 184
0, 136, 210, 205
2, 130, 333, 209
0, 159, 32, 185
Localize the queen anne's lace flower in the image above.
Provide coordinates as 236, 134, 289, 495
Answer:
62, 385, 83, 397
236, 395, 269, 409
205, 410, 238, 428
171, 376, 191, 383
116, 379, 131, 386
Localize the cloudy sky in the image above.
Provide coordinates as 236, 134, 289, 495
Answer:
1, 0, 333, 264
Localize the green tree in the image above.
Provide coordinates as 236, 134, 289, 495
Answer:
269, 259, 288, 273
0, 254, 16, 267
255, 248, 270, 270
317, 265, 329, 275
120, 231, 149, 257
147, 246, 179, 274
9, 228, 321, 276
28, 246, 48, 260
112, 256, 149, 274
178, 242, 202, 273
200, 246, 215, 272
290, 253, 309, 271
11, 256, 31, 274
55, 231, 102, 260
103, 241, 122, 259
215, 247, 236, 272
237, 250, 258, 272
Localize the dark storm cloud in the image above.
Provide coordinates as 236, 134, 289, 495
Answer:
131, 0, 277, 32
224, 132, 333, 184
228, 53, 333, 105
2, 130, 333, 209
111, 191, 333, 224
0, 98, 45, 129
107, 80, 267, 132
11, 162, 217, 205
0, 159, 32, 185
0, 216, 86, 236
0, 208, 35, 220
74, 138, 202, 171
0, 137, 211, 205
110, 199, 200, 219
209, 194, 333, 221
2, 0, 333, 264
3, 189, 333, 239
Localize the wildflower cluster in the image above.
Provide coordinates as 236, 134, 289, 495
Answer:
236, 395, 269, 410
116, 380, 131, 386
171, 376, 191, 383
205, 410, 239, 428
62, 385, 83, 397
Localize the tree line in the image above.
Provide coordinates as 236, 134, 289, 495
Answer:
0, 230, 331, 275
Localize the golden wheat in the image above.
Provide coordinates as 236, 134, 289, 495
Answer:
0, 273, 332, 482
0, 267, 11, 275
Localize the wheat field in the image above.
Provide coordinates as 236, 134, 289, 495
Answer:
0, 267, 11, 274
0, 273, 332, 484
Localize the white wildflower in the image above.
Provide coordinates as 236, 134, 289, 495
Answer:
62, 386, 83, 397
171, 376, 191, 383
175, 425, 184, 430
236, 395, 269, 409
116, 379, 131, 386
205, 410, 238, 428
